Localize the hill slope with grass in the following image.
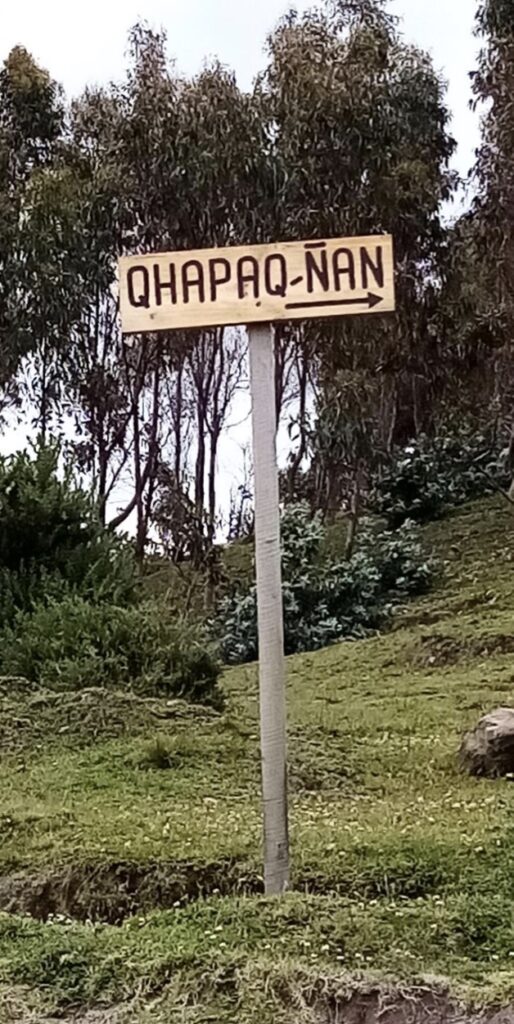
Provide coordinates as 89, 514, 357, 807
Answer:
1, 496, 514, 1023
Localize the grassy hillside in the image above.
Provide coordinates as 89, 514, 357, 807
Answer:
1, 496, 514, 1022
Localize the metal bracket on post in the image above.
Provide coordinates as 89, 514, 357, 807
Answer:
248, 322, 290, 896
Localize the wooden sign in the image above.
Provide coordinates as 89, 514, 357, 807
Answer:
118, 230, 397, 896
118, 234, 395, 334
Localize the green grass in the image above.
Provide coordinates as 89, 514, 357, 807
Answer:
1, 496, 514, 1020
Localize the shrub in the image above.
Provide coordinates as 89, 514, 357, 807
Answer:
0, 445, 137, 623
371, 432, 509, 529
0, 597, 221, 705
215, 504, 432, 664
139, 734, 200, 770
140, 737, 175, 770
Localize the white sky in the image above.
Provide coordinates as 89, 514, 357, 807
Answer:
3, 0, 480, 179
1, 0, 483, 522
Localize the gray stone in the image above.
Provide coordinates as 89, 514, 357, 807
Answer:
460, 706, 514, 777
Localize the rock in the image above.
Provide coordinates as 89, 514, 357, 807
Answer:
460, 707, 514, 778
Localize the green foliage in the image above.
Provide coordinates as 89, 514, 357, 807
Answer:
0, 10, 464, 560
0, 47, 67, 385
0, 445, 219, 707
0, 446, 136, 623
472, 0, 514, 355
216, 503, 432, 664
477, 0, 514, 34
372, 433, 509, 529
0, 46, 63, 160
0, 596, 221, 704
260, 0, 456, 427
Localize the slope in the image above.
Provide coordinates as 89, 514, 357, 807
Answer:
0, 496, 514, 1023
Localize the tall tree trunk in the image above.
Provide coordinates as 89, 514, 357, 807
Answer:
193, 400, 206, 568
391, 380, 416, 447
287, 352, 308, 500
195, 414, 206, 518
134, 363, 161, 562
133, 397, 145, 565
507, 422, 514, 501
207, 430, 218, 547
325, 468, 339, 524
40, 339, 49, 444
97, 434, 108, 527
204, 426, 220, 607
174, 363, 183, 484
345, 467, 362, 560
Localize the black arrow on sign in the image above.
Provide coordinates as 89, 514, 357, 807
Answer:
285, 292, 384, 311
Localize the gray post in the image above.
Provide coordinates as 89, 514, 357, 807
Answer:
248, 322, 290, 896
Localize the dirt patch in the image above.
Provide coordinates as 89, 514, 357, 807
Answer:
408, 633, 514, 669
316, 984, 514, 1024
37, 987, 514, 1024
0, 859, 260, 924
29, 1014, 122, 1024
0, 687, 220, 754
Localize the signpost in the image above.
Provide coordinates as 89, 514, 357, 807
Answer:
118, 233, 395, 896
118, 235, 395, 333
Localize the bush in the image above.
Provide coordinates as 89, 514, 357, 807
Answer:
371, 432, 509, 529
0, 445, 137, 623
0, 597, 221, 705
140, 737, 175, 770
215, 504, 432, 664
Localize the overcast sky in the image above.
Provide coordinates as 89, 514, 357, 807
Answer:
3, 0, 480, 183
1, 0, 483, 513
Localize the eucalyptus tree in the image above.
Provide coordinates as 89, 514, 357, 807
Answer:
57, 30, 178, 545
55, 27, 264, 558
170, 62, 265, 552
0, 47, 66, 413
472, 0, 514, 478
258, 0, 456, 514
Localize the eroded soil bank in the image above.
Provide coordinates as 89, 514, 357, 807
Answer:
0, 858, 260, 923
12, 987, 514, 1024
